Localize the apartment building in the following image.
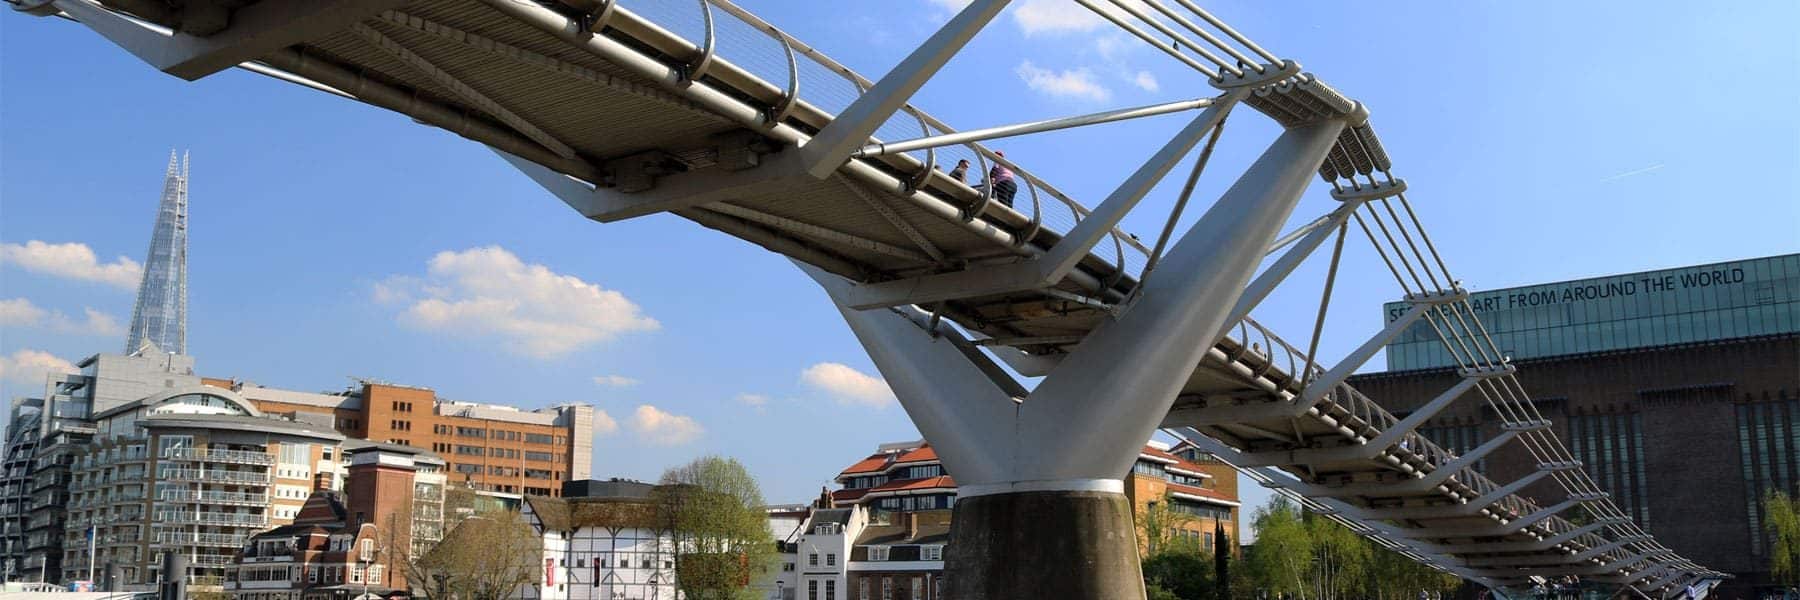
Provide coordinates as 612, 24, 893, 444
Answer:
1129, 440, 1241, 554
238, 381, 595, 497
61, 385, 346, 591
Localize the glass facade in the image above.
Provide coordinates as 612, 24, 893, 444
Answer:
1384, 254, 1800, 370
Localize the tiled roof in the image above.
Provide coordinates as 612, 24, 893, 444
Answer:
894, 446, 938, 464
1141, 446, 1214, 478
1166, 481, 1238, 506
868, 476, 955, 493
838, 454, 892, 477
855, 521, 952, 546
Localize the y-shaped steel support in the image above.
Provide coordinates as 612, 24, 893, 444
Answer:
803, 118, 1345, 600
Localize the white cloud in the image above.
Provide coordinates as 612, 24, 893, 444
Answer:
924, 0, 971, 10
592, 375, 640, 388
735, 393, 771, 413
631, 404, 703, 446
0, 298, 124, 336
0, 349, 77, 385
593, 409, 620, 436
1130, 70, 1160, 92
378, 246, 659, 359
1013, 0, 1147, 36
1016, 61, 1111, 102
0, 241, 142, 290
0, 298, 48, 325
800, 362, 896, 408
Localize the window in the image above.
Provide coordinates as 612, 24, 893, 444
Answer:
307, 566, 318, 583
808, 553, 818, 567
456, 427, 486, 438
525, 451, 554, 462
825, 580, 836, 600
911, 578, 921, 600
867, 546, 889, 561
860, 579, 869, 599
825, 553, 836, 567
881, 578, 892, 600
921, 546, 942, 561
525, 433, 555, 445
808, 580, 818, 600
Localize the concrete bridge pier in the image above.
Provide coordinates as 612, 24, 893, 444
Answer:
803, 118, 1346, 599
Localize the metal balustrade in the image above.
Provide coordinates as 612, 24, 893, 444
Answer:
156, 468, 270, 485
161, 447, 276, 466
156, 489, 269, 505
154, 510, 268, 527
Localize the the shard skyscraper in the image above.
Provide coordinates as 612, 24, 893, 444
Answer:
125, 150, 189, 355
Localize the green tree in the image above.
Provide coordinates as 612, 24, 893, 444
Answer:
1143, 545, 1214, 600
659, 456, 778, 600
1140, 493, 1199, 555
1305, 512, 1370, 600
1247, 497, 1314, 600
1767, 490, 1800, 587
1215, 523, 1232, 600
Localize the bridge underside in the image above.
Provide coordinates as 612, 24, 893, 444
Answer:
15, 0, 1723, 597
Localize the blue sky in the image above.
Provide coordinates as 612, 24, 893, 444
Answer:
2, 1, 1796, 538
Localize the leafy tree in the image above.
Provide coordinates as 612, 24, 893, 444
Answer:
407, 510, 541, 600
1305, 512, 1370, 600
1767, 490, 1800, 587
1247, 497, 1314, 600
1215, 523, 1232, 600
659, 456, 778, 600
1143, 545, 1214, 600
1140, 493, 1200, 555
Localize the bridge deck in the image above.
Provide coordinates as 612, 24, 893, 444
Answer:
24, 0, 1717, 593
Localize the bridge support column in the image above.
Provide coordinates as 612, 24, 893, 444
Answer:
802, 119, 1346, 600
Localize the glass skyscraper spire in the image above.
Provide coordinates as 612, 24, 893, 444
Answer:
125, 150, 189, 355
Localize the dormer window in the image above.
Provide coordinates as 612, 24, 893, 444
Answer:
867, 546, 889, 561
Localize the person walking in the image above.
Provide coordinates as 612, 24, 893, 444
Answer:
948, 158, 969, 183
988, 151, 1016, 208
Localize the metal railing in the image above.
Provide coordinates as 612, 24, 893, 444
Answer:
156, 468, 269, 485
153, 531, 248, 548
157, 489, 270, 506
615, 0, 1150, 283
155, 510, 267, 527
161, 447, 276, 466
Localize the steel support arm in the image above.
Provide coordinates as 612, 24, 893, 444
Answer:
44, 0, 405, 80
1226, 201, 1358, 327
1358, 463, 1565, 520
1463, 536, 1652, 567
1320, 424, 1541, 497
838, 96, 1242, 310
800, 0, 1010, 177
1300, 289, 1466, 403
855, 97, 1217, 157
799, 263, 1023, 485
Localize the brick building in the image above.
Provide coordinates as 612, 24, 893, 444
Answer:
225, 444, 443, 600
232, 380, 595, 497
1350, 254, 1799, 598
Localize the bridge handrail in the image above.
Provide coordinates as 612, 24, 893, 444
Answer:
629, 0, 1149, 282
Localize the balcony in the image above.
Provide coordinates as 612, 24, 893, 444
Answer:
153, 531, 247, 548
157, 489, 268, 506
156, 510, 267, 527
157, 469, 269, 485
162, 448, 275, 466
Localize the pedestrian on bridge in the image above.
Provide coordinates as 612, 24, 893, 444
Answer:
948, 158, 969, 183
989, 151, 1017, 208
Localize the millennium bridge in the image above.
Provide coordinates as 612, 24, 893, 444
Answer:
10, 0, 1725, 597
